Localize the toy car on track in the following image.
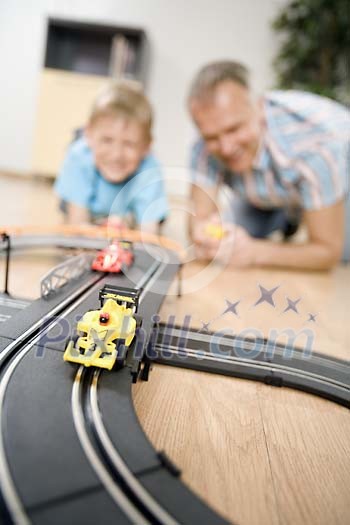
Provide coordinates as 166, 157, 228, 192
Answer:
63, 285, 142, 370
91, 240, 134, 273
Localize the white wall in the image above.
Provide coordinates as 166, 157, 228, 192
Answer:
0, 0, 285, 173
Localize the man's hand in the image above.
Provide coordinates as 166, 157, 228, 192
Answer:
210, 225, 257, 267
191, 200, 345, 270
192, 219, 257, 268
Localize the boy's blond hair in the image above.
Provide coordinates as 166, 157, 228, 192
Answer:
89, 80, 153, 142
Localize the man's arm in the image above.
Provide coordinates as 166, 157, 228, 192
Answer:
188, 182, 220, 238
253, 200, 345, 270
201, 200, 345, 270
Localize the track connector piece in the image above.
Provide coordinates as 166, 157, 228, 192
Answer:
140, 357, 153, 381
131, 360, 141, 383
264, 374, 283, 387
157, 451, 181, 477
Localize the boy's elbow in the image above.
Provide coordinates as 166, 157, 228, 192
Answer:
139, 222, 160, 235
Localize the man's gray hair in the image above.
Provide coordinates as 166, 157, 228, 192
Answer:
188, 60, 250, 102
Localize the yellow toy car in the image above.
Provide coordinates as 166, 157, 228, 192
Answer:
63, 285, 141, 370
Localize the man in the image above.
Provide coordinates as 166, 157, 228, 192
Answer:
188, 61, 350, 270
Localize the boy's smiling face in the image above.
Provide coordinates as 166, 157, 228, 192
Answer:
85, 114, 150, 183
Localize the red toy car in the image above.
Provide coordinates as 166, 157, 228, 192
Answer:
91, 240, 134, 273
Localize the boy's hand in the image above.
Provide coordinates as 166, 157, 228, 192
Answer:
102, 215, 126, 230
66, 203, 90, 225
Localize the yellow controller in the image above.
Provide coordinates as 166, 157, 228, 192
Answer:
205, 224, 225, 240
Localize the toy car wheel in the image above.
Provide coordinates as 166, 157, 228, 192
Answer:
64, 334, 79, 350
114, 339, 127, 369
65, 334, 85, 357
63, 334, 82, 367
114, 355, 126, 369
116, 338, 126, 353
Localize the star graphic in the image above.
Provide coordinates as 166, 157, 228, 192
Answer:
199, 321, 211, 333
254, 284, 279, 308
221, 299, 240, 317
283, 297, 301, 314
307, 313, 318, 323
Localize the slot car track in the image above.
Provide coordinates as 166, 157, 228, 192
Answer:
153, 325, 350, 408
0, 233, 349, 524
0, 240, 228, 525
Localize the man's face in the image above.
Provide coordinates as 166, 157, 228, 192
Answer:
190, 81, 263, 173
85, 114, 149, 183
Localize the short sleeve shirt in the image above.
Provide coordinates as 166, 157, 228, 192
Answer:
190, 90, 350, 211
54, 137, 168, 224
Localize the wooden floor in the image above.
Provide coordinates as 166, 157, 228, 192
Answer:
134, 263, 350, 525
1, 172, 349, 525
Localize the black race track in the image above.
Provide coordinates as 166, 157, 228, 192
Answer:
0, 236, 348, 524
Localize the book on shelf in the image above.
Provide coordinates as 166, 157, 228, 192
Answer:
124, 44, 136, 77
109, 34, 137, 79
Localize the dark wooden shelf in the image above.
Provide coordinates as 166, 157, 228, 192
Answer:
44, 18, 148, 82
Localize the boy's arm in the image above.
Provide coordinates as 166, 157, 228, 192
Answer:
55, 139, 96, 225
65, 202, 90, 225
139, 222, 162, 235
130, 159, 168, 235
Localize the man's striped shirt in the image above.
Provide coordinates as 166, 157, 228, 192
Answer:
191, 90, 350, 211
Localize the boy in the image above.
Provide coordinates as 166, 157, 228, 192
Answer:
54, 81, 168, 234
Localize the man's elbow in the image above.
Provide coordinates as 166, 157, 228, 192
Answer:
319, 242, 343, 270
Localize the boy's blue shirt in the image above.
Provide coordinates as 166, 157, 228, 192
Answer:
54, 136, 168, 224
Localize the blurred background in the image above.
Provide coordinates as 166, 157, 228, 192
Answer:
0, 0, 348, 224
